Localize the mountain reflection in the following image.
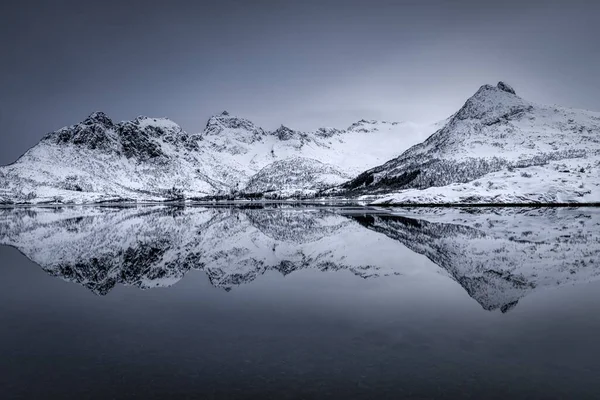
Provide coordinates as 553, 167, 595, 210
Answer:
1, 205, 599, 312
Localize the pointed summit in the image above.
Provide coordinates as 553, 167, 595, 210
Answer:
46, 111, 117, 151
83, 111, 114, 127
454, 82, 530, 122
273, 125, 297, 140
497, 81, 516, 95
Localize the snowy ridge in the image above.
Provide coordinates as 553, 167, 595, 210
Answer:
0, 111, 434, 204
341, 82, 600, 204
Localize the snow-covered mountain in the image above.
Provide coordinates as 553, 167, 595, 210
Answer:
1, 205, 599, 312
243, 157, 352, 198
3, 81, 598, 205
341, 82, 600, 204
0, 110, 432, 204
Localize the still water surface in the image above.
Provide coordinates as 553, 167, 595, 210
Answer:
0, 205, 599, 399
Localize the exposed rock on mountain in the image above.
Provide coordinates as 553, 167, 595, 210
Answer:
497, 81, 516, 95
203, 111, 266, 143
272, 125, 300, 141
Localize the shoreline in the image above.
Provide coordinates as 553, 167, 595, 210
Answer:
2, 199, 600, 209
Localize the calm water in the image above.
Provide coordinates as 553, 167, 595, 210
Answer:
1, 205, 599, 399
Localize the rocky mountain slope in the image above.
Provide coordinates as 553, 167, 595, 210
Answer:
1, 205, 599, 312
0, 111, 432, 204
341, 82, 600, 204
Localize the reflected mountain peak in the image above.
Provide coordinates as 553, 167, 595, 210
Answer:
1, 205, 599, 313
347, 207, 600, 311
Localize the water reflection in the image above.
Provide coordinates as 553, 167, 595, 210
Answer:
1, 205, 599, 312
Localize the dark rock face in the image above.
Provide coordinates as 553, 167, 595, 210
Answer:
83, 111, 115, 127
347, 119, 378, 133
42, 113, 187, 160
497, 81, 516, 95
49, 112, 117, 151
118, 122, 165, 160
315, 127, 341, 138
273, 125, 297, 141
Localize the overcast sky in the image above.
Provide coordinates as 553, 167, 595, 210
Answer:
1, 0, 598, 164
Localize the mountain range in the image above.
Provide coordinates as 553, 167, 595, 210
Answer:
0, 81, 598, 204
0, 110, 431, 204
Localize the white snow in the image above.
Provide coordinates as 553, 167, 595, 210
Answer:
372, 156, 600, 204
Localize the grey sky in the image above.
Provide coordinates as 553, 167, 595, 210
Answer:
1, 0, 599, 164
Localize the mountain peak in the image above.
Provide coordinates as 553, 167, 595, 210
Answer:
471, 81, 517, 98
203, 112, 265, 138
273, 125, 297, 140
497, 81, 516, 95
44, 111, 117, 150
454, 82, 529, 122
133, 116, 182, 133
83, 111, 113, 127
